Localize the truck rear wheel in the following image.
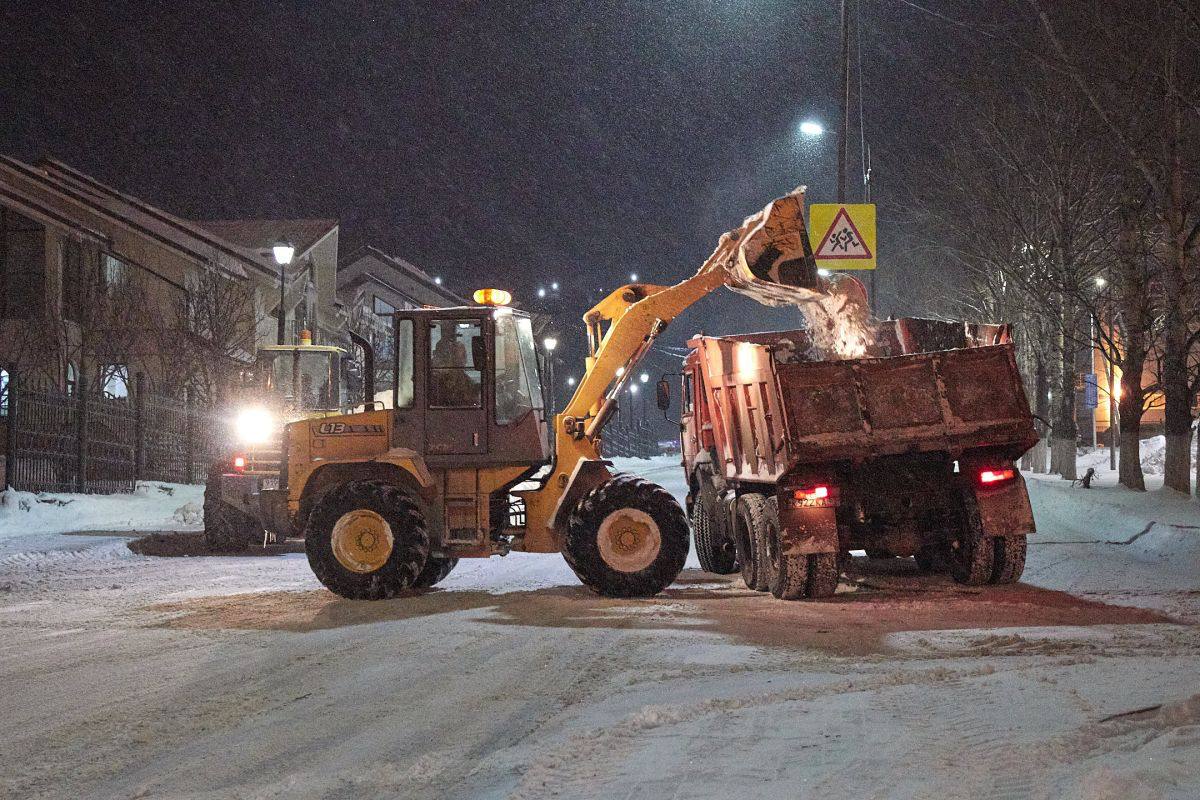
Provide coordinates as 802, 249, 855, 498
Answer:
947, 490, 995, 586
564, 475, 689, 598
304, 480, 430, 600
692, 497, 738, 575
990, 536, 1026, 584
413, 557, 458, 589
203, 465, 262, 553
734, 494, 773, 592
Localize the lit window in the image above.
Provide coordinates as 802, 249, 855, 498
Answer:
0, 368, 8, 417
66, 362, 78, 396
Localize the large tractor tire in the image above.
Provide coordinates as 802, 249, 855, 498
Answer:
990, 536, 1026, 584
203, 465, 262, 553
734, 494, 775, 592
692, 496, 738, 575
946, 490, 995, 586
413, 557, 458, 589
563, 475, 689, 598
304, 480, 430, 600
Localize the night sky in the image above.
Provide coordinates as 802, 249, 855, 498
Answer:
2, 0, 981, 376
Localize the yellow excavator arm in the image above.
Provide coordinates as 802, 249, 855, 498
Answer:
518, 187, 864, 551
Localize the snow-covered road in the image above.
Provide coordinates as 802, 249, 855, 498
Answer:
0, 459, 1197, 799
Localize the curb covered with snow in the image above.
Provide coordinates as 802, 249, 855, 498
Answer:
0, 481, 204, 538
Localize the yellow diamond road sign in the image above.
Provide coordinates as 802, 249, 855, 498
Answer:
809, 203, 876, 270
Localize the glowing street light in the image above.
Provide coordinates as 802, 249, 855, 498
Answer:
1094, 276, 1107, 288
798, 120, 825, 138
537, 287, 547, 298
629, 384, 639, 395
639, 372, 649, 383
273, 240, 295, 345
629, 272, 639, 282
542, 336, 558, 352
434, 276, 443, 285
551, 281, 560, 291
567, 376, 577, 387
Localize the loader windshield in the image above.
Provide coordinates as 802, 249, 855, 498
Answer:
494, 312, 542, 424
263, 350, 341, 411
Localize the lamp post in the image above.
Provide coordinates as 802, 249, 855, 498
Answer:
272, 240, 295, 345
543, 336, 558, 414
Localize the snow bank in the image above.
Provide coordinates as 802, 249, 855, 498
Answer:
0, 482, 204, 538
1078, 435, 1167, 477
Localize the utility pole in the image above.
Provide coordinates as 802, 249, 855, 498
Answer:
837, 0, 850, 204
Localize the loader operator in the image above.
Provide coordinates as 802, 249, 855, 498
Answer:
430, 321, 481, 407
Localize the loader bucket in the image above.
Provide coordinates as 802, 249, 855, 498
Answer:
701, 187, 873, 358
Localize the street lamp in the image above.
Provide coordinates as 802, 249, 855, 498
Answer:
434, 276, 443, 285
566, 376, 577, 387
639, 372, 649, 383
551, 281, 560, 291
273, 240, 295, 345
798, 119, 825, 138
537, 287, 547, 298
1094, 276, 1107, 288
629, 272, 639, 283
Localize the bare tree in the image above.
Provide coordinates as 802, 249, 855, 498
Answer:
1029, 0, 1200, 495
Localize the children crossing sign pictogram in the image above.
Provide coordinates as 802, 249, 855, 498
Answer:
809, 203, 876, 270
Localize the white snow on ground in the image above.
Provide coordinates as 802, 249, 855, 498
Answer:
0, 481, 203, 538
0, 449, 1197, 799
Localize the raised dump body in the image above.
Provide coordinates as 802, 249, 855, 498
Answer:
679, 318, 1039, 601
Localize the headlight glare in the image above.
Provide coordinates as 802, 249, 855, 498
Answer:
234, 407, 275, 445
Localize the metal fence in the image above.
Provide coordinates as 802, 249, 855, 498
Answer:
2, 374, 220, 494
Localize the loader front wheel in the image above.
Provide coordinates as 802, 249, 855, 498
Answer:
304, 480, 430, 600
564, 475, 689, 598
203, 465, 262, 553
947, 490, 995, 586
692, 497, 738, 575
413, 557, 458, 589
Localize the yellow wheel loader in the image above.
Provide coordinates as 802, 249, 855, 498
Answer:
218, 188, 859, 598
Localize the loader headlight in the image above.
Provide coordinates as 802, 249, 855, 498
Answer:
234, 407, 275, 445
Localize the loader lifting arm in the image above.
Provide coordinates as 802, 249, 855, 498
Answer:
518, 188, 836, 550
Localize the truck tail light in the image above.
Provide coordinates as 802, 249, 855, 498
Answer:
978, 468, 1015, 485
233, 455, 246, 473
794, 485, 830, 501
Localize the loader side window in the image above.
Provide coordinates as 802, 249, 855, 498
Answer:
429, 319, 483, 408
393, 318, 414, 408
494, 313, 541, 424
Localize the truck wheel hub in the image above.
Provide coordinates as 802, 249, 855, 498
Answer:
597, 509, 660, 573
331, 510, 394, 573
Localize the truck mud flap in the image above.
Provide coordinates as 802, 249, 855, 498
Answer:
778, 505, 839, 555
971, 473, 1036, 538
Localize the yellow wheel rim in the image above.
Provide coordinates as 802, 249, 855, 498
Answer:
597, 508, 661, 573
331, 510, 394, 573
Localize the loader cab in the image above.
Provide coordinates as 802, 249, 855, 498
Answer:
257, 344, 345, 413
387, 305, 550, 466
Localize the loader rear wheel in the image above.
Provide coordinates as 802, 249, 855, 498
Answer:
734, 494, 773, 592
413, 557, 458, 589
564, 475, 689, 598
806, 552, 840, 598
947, 490, 994, 586
203, 465, 261, 553
692, 497, 738, 575
990, 536, 1026, 584
304, 480, 429, 600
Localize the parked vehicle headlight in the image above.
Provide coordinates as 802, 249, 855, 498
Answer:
234, 407, 275, 445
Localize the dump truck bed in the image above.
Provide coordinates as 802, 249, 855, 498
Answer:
687, 318, 1038, 484
775, 344, 1037, 464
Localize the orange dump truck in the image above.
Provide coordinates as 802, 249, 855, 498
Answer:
673, 317, 1039, 600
